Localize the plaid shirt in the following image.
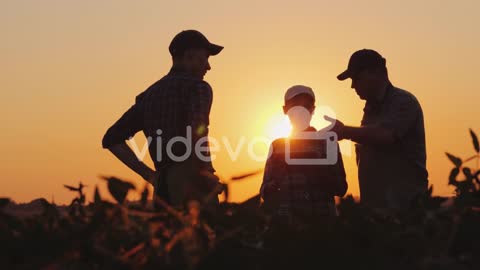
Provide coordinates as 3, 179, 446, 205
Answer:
260, 127, 348, 218
102, 68, 214, 172
356, 83, 428, 208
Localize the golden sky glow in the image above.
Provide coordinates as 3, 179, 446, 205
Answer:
1, 0, 479, 204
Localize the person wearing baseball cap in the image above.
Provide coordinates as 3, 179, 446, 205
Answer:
169, 30, 223, 58
169, 29, 223, 80
326, 49, 428, 210
102, 30, 224, 209
260, 85, 348, 221
283, 85, 316, 133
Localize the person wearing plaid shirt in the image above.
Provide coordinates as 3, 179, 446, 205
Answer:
260, 86, 348, 221
331, 49, 428, 209
102, 30, 223, 207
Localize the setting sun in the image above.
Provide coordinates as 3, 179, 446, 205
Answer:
266, 114, 292, 140
2, 0, 479, 207
2, 1, 480, 267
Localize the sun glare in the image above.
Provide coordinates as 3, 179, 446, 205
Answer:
264, 106, 337, 140
266, 114, 292, 140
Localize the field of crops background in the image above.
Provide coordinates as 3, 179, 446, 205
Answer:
1, 130, 479, 270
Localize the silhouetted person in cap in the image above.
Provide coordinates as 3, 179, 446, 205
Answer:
102, 30, 223, 207
327, 49, 428, 210
260, 85, 347, 223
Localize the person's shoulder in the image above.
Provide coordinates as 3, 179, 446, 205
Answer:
391, 85, 421, 107
272, 137, 287, 146
194, 80, 213, 92
134, 79, 164, 103
270, 138, 288, 152
190, 81, 213, 102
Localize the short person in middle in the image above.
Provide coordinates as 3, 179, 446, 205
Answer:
260, 85, 348, 221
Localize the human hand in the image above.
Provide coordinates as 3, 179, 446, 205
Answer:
199, 169, 224, 194
324, 115, 346, 140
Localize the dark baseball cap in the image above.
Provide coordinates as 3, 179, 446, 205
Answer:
169, 30, 223, 57
337, 49, 386, 81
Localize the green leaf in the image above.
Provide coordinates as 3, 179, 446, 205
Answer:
449, 167, 460, 186
462, 167, 473, 181
469, 128, 479, 153
94, 185, 102, 204
445, 152, 462, 168
100, 176, 136, 204
474, 171, 480, 185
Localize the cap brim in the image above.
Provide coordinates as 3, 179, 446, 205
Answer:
208, 43, 223, 56
337, 70, 351, 81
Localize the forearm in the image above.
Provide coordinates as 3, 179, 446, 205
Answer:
342, 125, 395, 145
107, 143, 155, 183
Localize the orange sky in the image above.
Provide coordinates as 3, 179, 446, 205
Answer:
1, 0, 479, 204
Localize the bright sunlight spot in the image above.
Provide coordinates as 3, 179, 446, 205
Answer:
265, 114, 292, 140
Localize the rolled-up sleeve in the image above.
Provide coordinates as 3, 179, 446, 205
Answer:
379, 93, 419, 141
190, 81, 213, 139
102, 95, 144, 149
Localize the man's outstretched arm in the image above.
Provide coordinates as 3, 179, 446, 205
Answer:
324, 116, 395, 145
341, 125, 395, 145
324, 93, 419, 146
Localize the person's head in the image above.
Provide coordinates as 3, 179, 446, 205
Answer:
169, 30, 223, 79
283, 85, 316, 131
337, 49, 389, 101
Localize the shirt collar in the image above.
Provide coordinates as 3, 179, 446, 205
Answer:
364, 82, 394, 113
304, 126, 317, 132
291, 126, 317, 136
167, 67, 196, 79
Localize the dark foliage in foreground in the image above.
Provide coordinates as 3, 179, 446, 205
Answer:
1, 130, 479, 270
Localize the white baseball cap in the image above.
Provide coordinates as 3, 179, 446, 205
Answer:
284, 85, 315, 103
